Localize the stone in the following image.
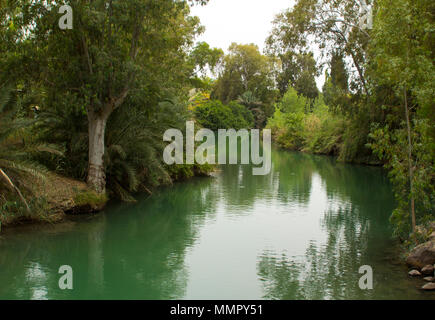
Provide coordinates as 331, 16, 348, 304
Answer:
408, 269, 422, 277
429, 232, 435, 241
421, 264, 435, 276
406, 241, 435, 269
423, 277, 435, 282
422, 283, 435, 291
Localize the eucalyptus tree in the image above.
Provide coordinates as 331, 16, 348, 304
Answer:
2, 0, 208, 194
322, 52, 351, 113
189, 41, 224, 77
267, 0, 372, 94
271, 50, 319, 103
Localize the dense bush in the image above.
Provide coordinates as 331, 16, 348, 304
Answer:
266, 87, 346, 157
369, 118, 435, 239
194, 100, 254, 130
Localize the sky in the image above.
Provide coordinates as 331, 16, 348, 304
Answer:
190, 0, 295, 53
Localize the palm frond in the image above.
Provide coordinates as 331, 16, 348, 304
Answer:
0, 159, 47, 181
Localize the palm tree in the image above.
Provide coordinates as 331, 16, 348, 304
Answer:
237, 91, 265, 128
0, 85, 60, 212
237, 91, 263, 109
104, 98, 184, 201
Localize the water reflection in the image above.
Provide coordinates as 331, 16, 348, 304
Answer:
0, 149, 433, 300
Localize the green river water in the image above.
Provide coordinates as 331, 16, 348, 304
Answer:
0, 149, 433, 300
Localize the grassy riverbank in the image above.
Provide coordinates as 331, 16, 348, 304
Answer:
0, 172, 107, 229
0, 163, 213, 231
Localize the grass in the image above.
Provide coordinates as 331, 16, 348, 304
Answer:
73, 190, 108, 208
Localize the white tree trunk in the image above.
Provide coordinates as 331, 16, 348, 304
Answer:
87, 111, 108, 194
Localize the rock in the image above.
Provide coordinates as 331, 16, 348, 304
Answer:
406, 240, 435, 269
409, 269, 422, 277
424, 277, 435, 282
421, 264, 435, 276
422, 283, 435, 291
429, 232, 435, 241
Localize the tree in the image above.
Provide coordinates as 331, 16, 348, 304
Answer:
272, 51, 319, 102
237, 91, 266, 128
369, 0, 435, 236
267, 0, 371, 94
194, 100, 253, 131
212, 43, 277, 127
189, 41, 224, 77
3, 0, 206, 194
322, 52, 351, 114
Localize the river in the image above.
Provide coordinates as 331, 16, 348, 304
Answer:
0, 149, 433, 300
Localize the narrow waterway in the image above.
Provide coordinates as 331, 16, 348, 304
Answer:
0, 149, 433, 300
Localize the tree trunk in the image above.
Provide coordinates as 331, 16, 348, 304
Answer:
404, 86, 416, 233
87, 110, 109, 194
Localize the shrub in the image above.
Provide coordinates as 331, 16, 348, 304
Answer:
194, 100, 253, 130
73, 191, 108, 208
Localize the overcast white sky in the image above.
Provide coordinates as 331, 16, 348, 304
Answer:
190, 0, 295, 53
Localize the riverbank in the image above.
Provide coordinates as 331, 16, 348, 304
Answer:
0, 172, 108, 230
0, 164, 216, 231
405, 223, 435, 291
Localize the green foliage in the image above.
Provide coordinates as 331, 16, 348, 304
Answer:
165, 163, 212, 182
228, 101, 255, 129
194, 100, 253, 130
212, 43, 278, 127
0, 1, 215, 203
0, 195, 51, 226
306, 114, 346, 156
105, 98, 188, 201
36, 92, 213, 202
277, 87, 307, 114
35, 93, 89, 180
189, 41, 224, 76
365, 0, 435, 238
369, 119, 435, 238
1, 0, 208, 194
267, 0, 370, 94
275, 112, 306, 150
236, 91, 268, 128
322, 53, 352, 115
73, 191, 108, 207
267, 87, 345, 155
272, 51, 319, 102
0, 85, 60, 198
